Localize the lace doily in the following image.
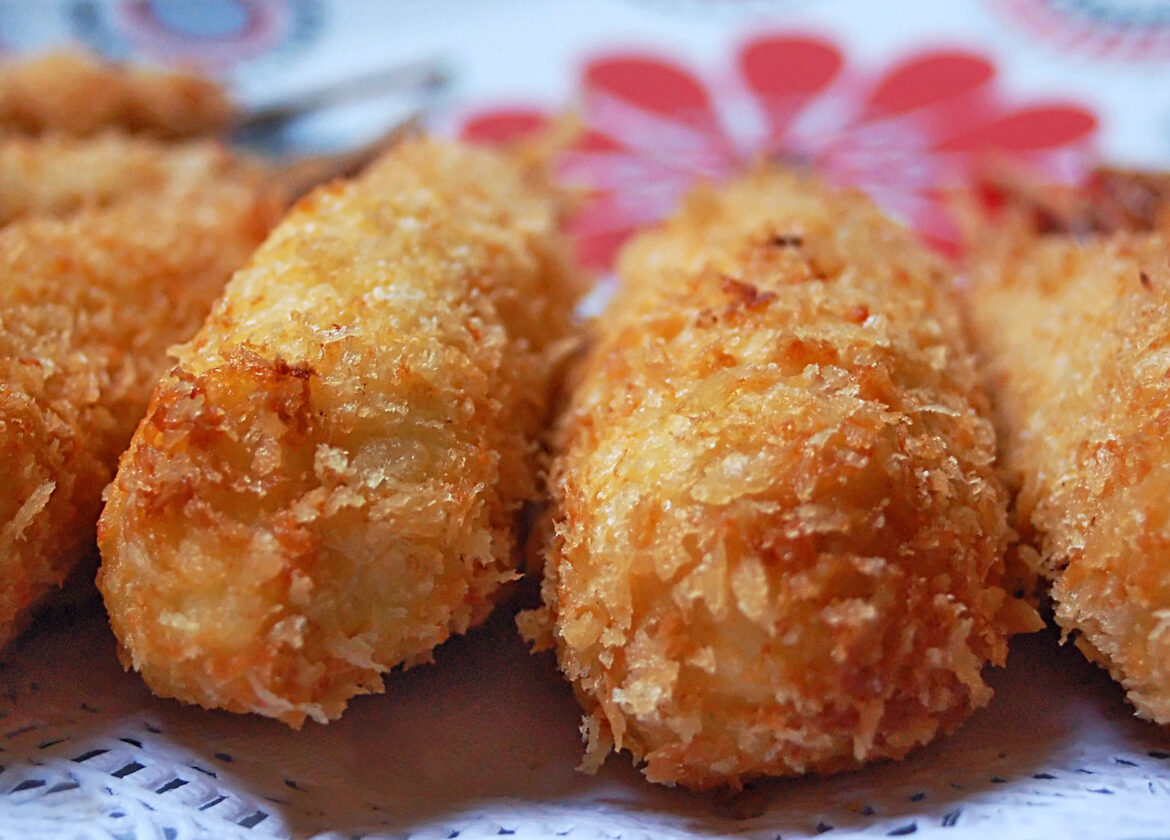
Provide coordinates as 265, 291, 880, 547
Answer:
2, 601, 1169, 840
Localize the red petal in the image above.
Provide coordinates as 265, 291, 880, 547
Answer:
460, 110, 624, 155
739, 35, 843, 99
583, 55, 736, 166
866, 52, 993, 119
571, 183, 682, 231
584, 56, 713, 120
935, 105, 1097, 153
460, 109, 549, 144
558, 151, 673, 193
575, 129, 626, 153
919, 230, 961, 260
906, 196, 964, 258
572, 227, 632, 272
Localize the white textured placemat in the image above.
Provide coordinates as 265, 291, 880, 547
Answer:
2, 597, 1169, 840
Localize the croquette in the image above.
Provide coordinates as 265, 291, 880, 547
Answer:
0, 162, 282, 651
523, 167, 1039, 790
97, 137, 580, 727
0, 131, 252, 226
0, 51, 234, 139
967, 218, 1170, 724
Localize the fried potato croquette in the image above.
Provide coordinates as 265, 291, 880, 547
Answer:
0, 131, 254, 226
966, 221, 1170, 724
97, 137, 580, 727
0, 160, 282, 652
522, 167, 1039, 790
0, 51, 234, 139
979, 165, 1170, 237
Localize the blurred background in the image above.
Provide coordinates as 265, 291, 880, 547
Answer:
2, 0, 1170, 268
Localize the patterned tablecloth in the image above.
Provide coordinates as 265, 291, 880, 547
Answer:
2, 2, 1170, 838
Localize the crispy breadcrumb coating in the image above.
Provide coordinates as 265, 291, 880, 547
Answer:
0, 51, 233, 139
97, 137, 580, 727
523, 167, 1037, 790
0, 131, 254, 226
977, 165, 1170, 237
967, 222, 1170, 724
0, 162, 282, 652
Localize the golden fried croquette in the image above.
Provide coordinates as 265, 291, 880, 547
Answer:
978, 165, 1170, 237
966, 221, 1170, 724
0, 131, 253, 226
0, 161, 282, 652
96, 137, 580, 727
522, 167, 1039, 790
0, 51, 234, 139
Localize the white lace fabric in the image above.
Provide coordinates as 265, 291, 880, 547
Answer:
2, 604, 1169, 840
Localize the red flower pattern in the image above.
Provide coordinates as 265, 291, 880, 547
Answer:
461, 34, 1098, 270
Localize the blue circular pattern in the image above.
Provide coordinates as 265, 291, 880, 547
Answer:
1047, 0, 1170, 26
145, 0, 251, 39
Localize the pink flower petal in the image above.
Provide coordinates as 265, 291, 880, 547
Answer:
571, 226, 633, 272
460, 108, 550, 144
575, 129, 626, 153
903, 190, 964, 257
739, 35, 843, 99
460, 107, 624, 153
461, 37, 1101, 273
582, 55, 737, 166
865, 52, 994, 119
740, 35, 844, 146
585, 55, 714, 119
559, 149, 693, 193
572, 182, 688, 233
934, 105, 1097, 152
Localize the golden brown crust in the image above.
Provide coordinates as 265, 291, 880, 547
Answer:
967, 223, 1170, 724
528, 168, 1031, 790
0, 131, 255, 226
0, 51, 234, 139
97, 137, 581, 727
976, 165, 1170, 238
0, 161, 283, 652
